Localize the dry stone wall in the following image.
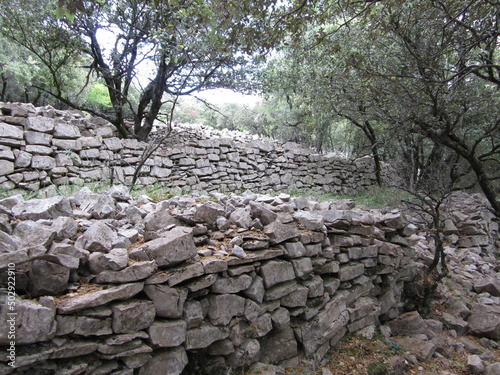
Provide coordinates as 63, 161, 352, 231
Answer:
0, 187, 418, 374
0, 102, 378, 194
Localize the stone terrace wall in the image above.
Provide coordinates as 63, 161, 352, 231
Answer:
0, 188, 417, 374
0, 102, 378, 194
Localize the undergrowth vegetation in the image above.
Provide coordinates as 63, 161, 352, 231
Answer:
0, 182, 411, 210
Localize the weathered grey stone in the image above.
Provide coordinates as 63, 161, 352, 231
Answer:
249, 201, 278, 226
259, 326, 298, 364
243, 275, 265, 303
0, 230, 19, 252
441, 312, 468, 335
13, 150, 31, 168
260, 259, 296, 288
296, 294, 348, 356
468, 303, 500, 340
58, 282, 144, 314
183, 299, 204, 329
294, 211, 325, 231
391, 336, 437, 362
53, 122, 81, 138
467, 355, 485, 374
51, 216, 79, 240
184, 273, 218, 293
227, 338, 260, 368
0, 160, 14, 176
474, 277, 500, 297
193, 201, 225, 225
281, 285, 309, 308
387, 311, 431, 337
143, 284, 187, 318
143, 205, 179, 232
0, 245, 47, 269
338, 263, 365, 281
302, 275, 325, 298
129, 227, 197, 267
264, 220, 300, 245
88, 248, 129, 274
139, 347, 188, 375
94, 261, 157, 283
265, 280, 298, 301
76, 221, 119, 252
31, 155, 56, 169
210, 274, 253, 294
0, 294, 56, 345
12, 196, 72, 220
283, 241, 306, 258
445, 297, 471, 319
486, 363, 500, 375
208, 294, 246, 325
112, 299, 156, 333
13, 220, 56, 248
26, 116, 55, 132
290, 257, 313, 279
207, 339, 235, 356
185, 322, 230, 350
0, 122, 24, 139
148, 320, 186, 347
29, 260, 70, 296
229, 207, 253, 228
147, 262, 205, 286
348, 246, 378, 259
122, 353, 152, 369
74, 316, 113, 336
46, 244, 85, 270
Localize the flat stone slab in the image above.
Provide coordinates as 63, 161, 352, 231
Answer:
93, 261, 157, 283
57, 282, 144, 314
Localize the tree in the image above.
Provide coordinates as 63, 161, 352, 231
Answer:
261, 0, 499, 214
0, 0, 307, 140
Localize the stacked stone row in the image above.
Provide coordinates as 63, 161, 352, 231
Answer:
0, 189, 417, 375
0, 102, 378, 195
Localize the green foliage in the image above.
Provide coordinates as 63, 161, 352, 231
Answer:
85, 82, 111, 109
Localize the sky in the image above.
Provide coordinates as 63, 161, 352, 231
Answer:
195, 88, 262, 107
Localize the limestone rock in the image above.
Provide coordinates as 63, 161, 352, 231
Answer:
185, 322, 230, 350
75, 221, 119, 253
12, 196, 73, 220
147, 320, 187, 347
58, 282, 144, 314
468, 303, 500, 339
29, 260, 70, 296
264, 220, 300, 245
139, 346, 188, 375
112, 299, 156, 333
0, 294, 56, 345
474, 277, 500, 297
13, 220, 56, 249
259, 326, 298, 364
249, 201, 278, 225
210, 274, 253, 294
391, 336, 437, 362
143, 284, 187, 318
88, 247, 129, 274
129, 227, 197, 267
208, 293, 246, 325
260, 259, 296, 288
93, 261, 156, 283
